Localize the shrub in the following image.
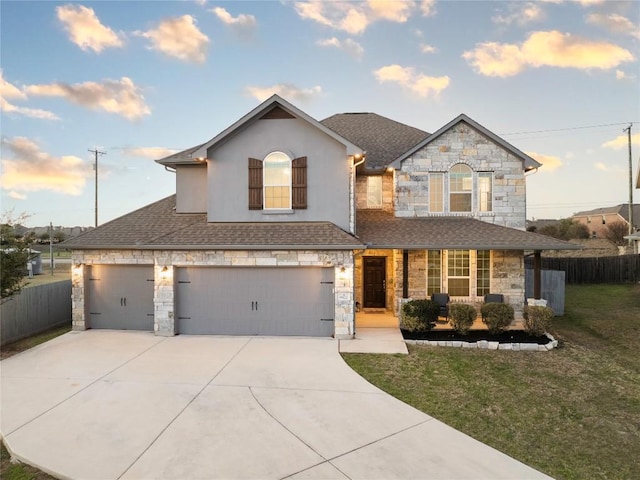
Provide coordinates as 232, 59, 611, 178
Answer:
481, 303, 514, 334
401, 299, 439, 332
449, 303, 477, 335
523, 305, 554, 336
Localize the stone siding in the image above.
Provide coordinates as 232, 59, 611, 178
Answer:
355, 172, 394, 212
71, 249, 355, 339
395, 123, 527, 230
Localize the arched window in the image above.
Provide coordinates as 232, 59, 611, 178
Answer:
263, 152, 291, 209
449, 164, 472, 212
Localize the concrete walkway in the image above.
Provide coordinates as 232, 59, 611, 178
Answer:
1, 331, 551, 479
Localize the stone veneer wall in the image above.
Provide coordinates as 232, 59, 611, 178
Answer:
395, 123, 527, 230
71, 249, 355, 339
392, 249, 525, 318
354, 172, 394, 212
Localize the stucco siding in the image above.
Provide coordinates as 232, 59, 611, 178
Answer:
207, 117, 351, 231
176, 165, 207, 213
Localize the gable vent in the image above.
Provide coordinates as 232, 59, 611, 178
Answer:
260, 106, 295, 120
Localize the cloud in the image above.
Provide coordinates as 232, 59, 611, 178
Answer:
492, 2, 545, 26
7, 191, 27, 200
123, 147, 179, 159
420, 43, 437, 54
24, 77, 150, 121
602, 132, 640, 149
0, 71, 59, 120
316, 37, 364, 59
420, 0, 436, 16
615, 69, 635, 80
373, 64, 450, 97
245, 84, 322, 102
463, 30, 634, 77
586, 13, 639, 39
526, 151, 563, 171
0, 137, 91, 196
56, 4, 124, 53
135, 15, 209, 63
594, 162, 608, 171
294, 0, 418, 35
211, 7, 257, 39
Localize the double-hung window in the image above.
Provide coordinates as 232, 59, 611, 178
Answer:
478, 172, 493, 212
449, 164, 472, 212
429, 173, 444, 212
264, 152, 291, 209
367, 176, 383, 208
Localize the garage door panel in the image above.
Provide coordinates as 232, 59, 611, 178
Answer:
88, 265, 154, 331
176, 267, 334, 337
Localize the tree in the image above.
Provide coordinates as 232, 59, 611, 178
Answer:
537, 219, 589, 240
53, 229, 66, 243
1, 212, 31, 302
604, 221, 629, 246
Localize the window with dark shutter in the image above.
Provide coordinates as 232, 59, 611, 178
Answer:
248, 158, 263, 210
292, 156, 307, 209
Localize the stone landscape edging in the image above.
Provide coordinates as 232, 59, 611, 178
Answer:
405, 332, 558, 351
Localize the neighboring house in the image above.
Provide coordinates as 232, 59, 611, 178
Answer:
572, 204, 640, 238
63, 95, 577, 339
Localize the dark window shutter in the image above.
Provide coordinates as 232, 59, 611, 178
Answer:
248, 158, 263, 210
292, 156, 307, 209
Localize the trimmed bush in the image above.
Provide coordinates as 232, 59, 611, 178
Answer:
401, 299, 439, 332
481, 302, 514, 334
449, 303, 477, 335
523, 305, 554, 336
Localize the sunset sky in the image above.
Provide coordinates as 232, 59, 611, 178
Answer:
1, 0, 639, 228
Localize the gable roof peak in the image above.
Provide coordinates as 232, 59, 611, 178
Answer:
390, 113, 541, 172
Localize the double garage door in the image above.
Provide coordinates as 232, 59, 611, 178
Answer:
86, 265, 335, 336
176, 267, 335, 337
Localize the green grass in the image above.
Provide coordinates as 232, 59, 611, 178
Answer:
343, 284, 640, 480
1, 325, 71, 361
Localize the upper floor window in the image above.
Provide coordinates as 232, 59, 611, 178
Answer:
367, 176, 383, 208
429, 173, 444, 212
264, 152, 291, 209
248, 154, 307, 210
478, 172, 493, 212
449, 164, 472, 212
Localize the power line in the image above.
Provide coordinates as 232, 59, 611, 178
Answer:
500, 122, 635, 136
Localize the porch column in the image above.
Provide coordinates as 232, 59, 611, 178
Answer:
533, 250, 542, 300
402, 250, 409, 298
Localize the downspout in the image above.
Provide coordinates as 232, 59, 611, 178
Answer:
351, 154, 366, 236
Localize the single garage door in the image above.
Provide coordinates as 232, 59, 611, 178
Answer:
87, 265, 155, 330
176, 267, 335, 337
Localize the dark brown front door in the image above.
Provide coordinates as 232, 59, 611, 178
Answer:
363, 257, 386, 308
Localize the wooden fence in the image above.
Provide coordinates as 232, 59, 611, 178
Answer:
526, 255, 640, 284
0, 280, 71, 346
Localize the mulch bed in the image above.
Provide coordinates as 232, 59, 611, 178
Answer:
401, 329, 550, 344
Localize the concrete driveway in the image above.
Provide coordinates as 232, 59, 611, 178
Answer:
1, 331, 550, 479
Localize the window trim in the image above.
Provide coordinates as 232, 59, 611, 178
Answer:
427, 249, 491, 299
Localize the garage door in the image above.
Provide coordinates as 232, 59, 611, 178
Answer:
176, 267, 335, 336
87, 265, 154, 331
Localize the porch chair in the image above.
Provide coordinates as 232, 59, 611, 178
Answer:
431, 293, 450, 321
484, 293, 504, 304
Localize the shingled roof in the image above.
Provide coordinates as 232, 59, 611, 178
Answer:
321, 113, 429, 171
62, 196, 363, 250
356, 210, 581, 251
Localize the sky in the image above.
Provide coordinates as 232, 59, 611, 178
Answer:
1, 0, 639, 228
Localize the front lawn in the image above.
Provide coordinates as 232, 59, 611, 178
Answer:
343, 284, 640, 480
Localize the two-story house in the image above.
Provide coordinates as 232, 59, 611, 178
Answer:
64, 95, 577, 339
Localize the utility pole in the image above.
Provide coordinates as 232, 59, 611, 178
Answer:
88, 148, 106, 227
623, 124, 633, 241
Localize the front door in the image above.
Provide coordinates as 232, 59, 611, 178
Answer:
363, 257, 386, 308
